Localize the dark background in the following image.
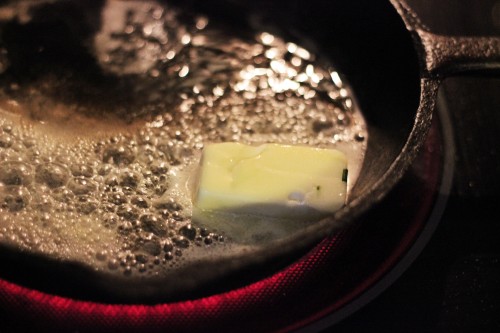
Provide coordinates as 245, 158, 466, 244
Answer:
331, 1, 500, 332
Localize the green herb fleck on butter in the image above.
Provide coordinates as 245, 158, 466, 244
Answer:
342, 169, 348, 183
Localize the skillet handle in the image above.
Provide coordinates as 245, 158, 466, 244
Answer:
392, 0, 500, 77
416, 30, 500, 77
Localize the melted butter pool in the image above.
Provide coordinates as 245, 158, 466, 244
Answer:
0, 0, 367, 278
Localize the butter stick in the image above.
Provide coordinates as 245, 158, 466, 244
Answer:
193, 142, 347, 220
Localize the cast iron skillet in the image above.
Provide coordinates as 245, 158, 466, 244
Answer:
0, 0, 498, 303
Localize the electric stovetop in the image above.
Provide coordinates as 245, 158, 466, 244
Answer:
326, 1, 500, 332
0, 1, 498, 332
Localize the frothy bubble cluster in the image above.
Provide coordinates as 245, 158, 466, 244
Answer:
0, 116, 232, 277
0, 0, 367, 278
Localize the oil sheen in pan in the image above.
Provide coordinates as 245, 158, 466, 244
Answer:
0, 0, 367, 278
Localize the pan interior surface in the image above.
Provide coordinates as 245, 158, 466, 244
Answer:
0, 0, 421, 302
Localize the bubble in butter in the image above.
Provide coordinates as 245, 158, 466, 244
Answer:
193, 142, 348, 222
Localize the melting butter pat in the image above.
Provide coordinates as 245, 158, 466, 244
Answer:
193, 142, 347, 219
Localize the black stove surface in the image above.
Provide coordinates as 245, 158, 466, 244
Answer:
328, 1, 500, 332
